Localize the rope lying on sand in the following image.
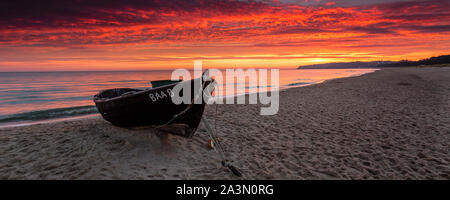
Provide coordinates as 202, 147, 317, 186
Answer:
202, 116, 242, 177
208, 80, 242, 177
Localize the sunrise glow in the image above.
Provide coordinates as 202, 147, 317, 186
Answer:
0, 0, 449, 71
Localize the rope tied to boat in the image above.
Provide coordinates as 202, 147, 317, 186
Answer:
155, 70, 242, 177
203, 74, 242, 177
155, 74, 210, 128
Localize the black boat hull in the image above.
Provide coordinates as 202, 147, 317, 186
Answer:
93, 78, 213, 138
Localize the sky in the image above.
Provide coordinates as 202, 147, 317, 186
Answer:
0, 0, 449, 71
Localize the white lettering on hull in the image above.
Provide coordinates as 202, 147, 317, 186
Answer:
149, 89, 174, 102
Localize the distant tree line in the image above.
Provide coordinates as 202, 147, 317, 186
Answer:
377, 55, 450, 67
297, 54, 450, 69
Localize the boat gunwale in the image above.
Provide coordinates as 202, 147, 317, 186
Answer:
151, 79, 183, 83
93, 82, 178, 104
93, 77, 205, 104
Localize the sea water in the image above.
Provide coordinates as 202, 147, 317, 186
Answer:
0, 68, 376, 125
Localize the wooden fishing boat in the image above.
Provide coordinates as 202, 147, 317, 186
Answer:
93, 76, 214, 138
94, 73, 242, 177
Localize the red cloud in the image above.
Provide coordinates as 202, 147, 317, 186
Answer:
0, 0, 449, 70
1, 0, 448, 47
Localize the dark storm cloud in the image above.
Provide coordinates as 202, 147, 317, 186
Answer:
0, 0, 449, 47
0, 0, 266, 29
407, 25, 450, 33
346, 26, 397, 35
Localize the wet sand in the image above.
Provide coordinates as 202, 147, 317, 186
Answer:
1, 67, 449, 179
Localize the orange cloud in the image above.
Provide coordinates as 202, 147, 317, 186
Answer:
0, 0, 449, 71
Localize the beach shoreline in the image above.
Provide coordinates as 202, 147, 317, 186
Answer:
0, 68, 376, 126
1, 67, 449, 179
0, 68, 377, 128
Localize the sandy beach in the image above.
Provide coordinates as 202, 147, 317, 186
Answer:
1, 67, 449, 180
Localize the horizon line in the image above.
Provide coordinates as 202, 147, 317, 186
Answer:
0, 67, 301, 73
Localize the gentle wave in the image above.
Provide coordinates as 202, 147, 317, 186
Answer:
287, 82, 313, 87
0, 105, 98, 124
